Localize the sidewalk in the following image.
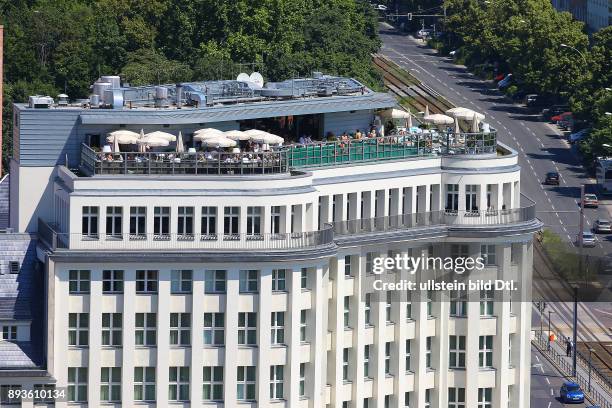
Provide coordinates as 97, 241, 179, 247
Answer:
534, 332, 612, 407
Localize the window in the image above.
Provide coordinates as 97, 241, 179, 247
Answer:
481, 244, 496, 265
269, 365, 284, 399
203, 366, 223, 401
299, 363, 306, 397
465, 184, 478, 211
364, 398, 371, 408
201, 206, 217, 236
171, 269, 192, 293
364, 293, 371, 326
300, 267, 308, 289
135, 313, 156, 346
239, 270, 258, 293
342, 348, 350, 381
449, 336, 466, 368
205, 270, 226, 293
246, 206, 262, 235
224, 206, 240, 235
177, 206, 194, 236
385, 342, 392, 375
450, 289, 467, 317
300, 310, 308, 342
105, 206, 122, 237
404, 392, 411, 408
480, 289, 494, 316
271, 312, 285, 345
68, 313, 89, 346
0, 385, 21, 405
446, 184, 459, 211
364, 345, 371, 378
136, 270, 158, 293
405, 339, 411, 371
344, 255, 352, 276
153, 206, 170, 236
169, 367, 190, 401
272, 269, 286, 291
2, 326, 16, 341
385, 292, 393, 323
238, 312, 257, 345
385, 395, 391, 408
102, 313, 122, 346
426, 337, 432, 369
343, 296, 350, 328
82, 206, 98, 237
479, 336, 493, 368
270, 206, 281, 234
425, 389, 431, 407
69, 270, 90, 293
478, 388, 492, 408
406, 301, 412, 320
170, 313, 191, 346
100, 367, 121, 402
365, 252, 375, 274
67, 367, 88, 402
449, 387, 466, 408
426, 289, 434, 317
204, 313, 225, 346
8, 261, 19, 274
343, 400, 351, 408
509, 334, 513, 366
129, 206, 146, 237
102, 270, 124, 293
237, 366, 256, 401
134, 367, 155, 401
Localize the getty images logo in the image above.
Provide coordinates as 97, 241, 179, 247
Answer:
372, 253, 486, 275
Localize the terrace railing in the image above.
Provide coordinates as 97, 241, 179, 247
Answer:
80, 130, 498, 176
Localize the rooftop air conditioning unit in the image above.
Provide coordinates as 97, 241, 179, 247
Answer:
28, 96, 54, 108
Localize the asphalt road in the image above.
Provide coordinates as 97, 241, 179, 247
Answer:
531, 346, 590, 408
379, 27, 612, 257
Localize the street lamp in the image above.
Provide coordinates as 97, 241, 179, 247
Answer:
588, 348, 594, 392
560, 43, 588, 66
605, 112, 612, 116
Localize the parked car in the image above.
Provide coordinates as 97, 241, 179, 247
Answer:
371, 4, 388, 11
560, 381, 585, 403
542, 105, 569, 121
569, 128, 589, 143
545, 171, 560, 185
497, 74, 513, 89
494, 73, 506, 82
578, 231, 597, 247
551, 111, 572, 124
593, 219, 611, 233
583, 193, 599, 208
417, 29, 433, 38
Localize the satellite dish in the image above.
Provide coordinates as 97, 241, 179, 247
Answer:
237, 73, 250, 82
249, 72, 264, 88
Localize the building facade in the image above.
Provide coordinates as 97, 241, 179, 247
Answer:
4, 75, 540, 407
551, 0, 611, 31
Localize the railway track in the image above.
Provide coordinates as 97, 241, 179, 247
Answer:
578, 342, 612, 382
372, 54, 463, 128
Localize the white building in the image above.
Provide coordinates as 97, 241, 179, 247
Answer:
4, 74, 540, 407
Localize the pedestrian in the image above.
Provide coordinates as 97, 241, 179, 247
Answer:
566, 339, 573, 357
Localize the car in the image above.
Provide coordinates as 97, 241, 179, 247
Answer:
560, 381, 585, 403
569, 128, 589, 143
583, 193, 599, 207
494, 73, 506, 82
497, 74, 513, 89
594, 219, 611, 233
578, 231, 597, 247
373, 4, 388, 11
545, 171, 560, 185
417, 29, 433, 38
551, 111, 572, 124
449, 50, 457, 57
542, 104, 569, 120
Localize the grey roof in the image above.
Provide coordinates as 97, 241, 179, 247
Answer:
0, 341, 42, 369
78, 92, 396, 125
0, 175, 8, 230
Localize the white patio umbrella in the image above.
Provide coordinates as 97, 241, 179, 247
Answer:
137, 136, 170, 147
446, 107, 485, 121
424, 105, 430, 116
200, 136, 237, 148
138, 129, 146, 153
407, 113, 413, 129
248, 131, 284, 145
194, 128, 224, 137
454, 116, 461, 134
224, 130, 251, 141
176, 131, 184, 153
383, 108, 411, 119
106, 130, 139, 144
422, 114, 454, 125
112, 135, 120, 152
194, 132, 223, 141
145, 131, 176, 142
471, 114, 480, 133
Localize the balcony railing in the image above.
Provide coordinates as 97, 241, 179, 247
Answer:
38, 219, 334, 252
79, 130, 497, 176
333, 205, 536, 235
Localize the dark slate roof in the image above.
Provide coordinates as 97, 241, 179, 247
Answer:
0, 174, 8, 230
0, 342, 42, 369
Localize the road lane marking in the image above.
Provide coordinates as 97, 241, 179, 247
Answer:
550, 388, 554, 396
535, 355, 540, 362
547, 402, 551, 408
546, 377, 550, 385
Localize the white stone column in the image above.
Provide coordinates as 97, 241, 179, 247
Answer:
494, 245, 511, 408
287, 267, 302, 405
311, 265, 328, 406
87, 268, 102, 407
156, 268, 171, 405
257, 268, 273, 404
516, 242, 533, 408
331, 257, 346, 407
223, 268, 239, 406
393, 250, 410, 408
362, 191, 374, 219
122, 268, 136, 404
373, 284, 386, 407
190, 271, 204, 408
465, 289, 480, 407
413, 248, 429, 408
